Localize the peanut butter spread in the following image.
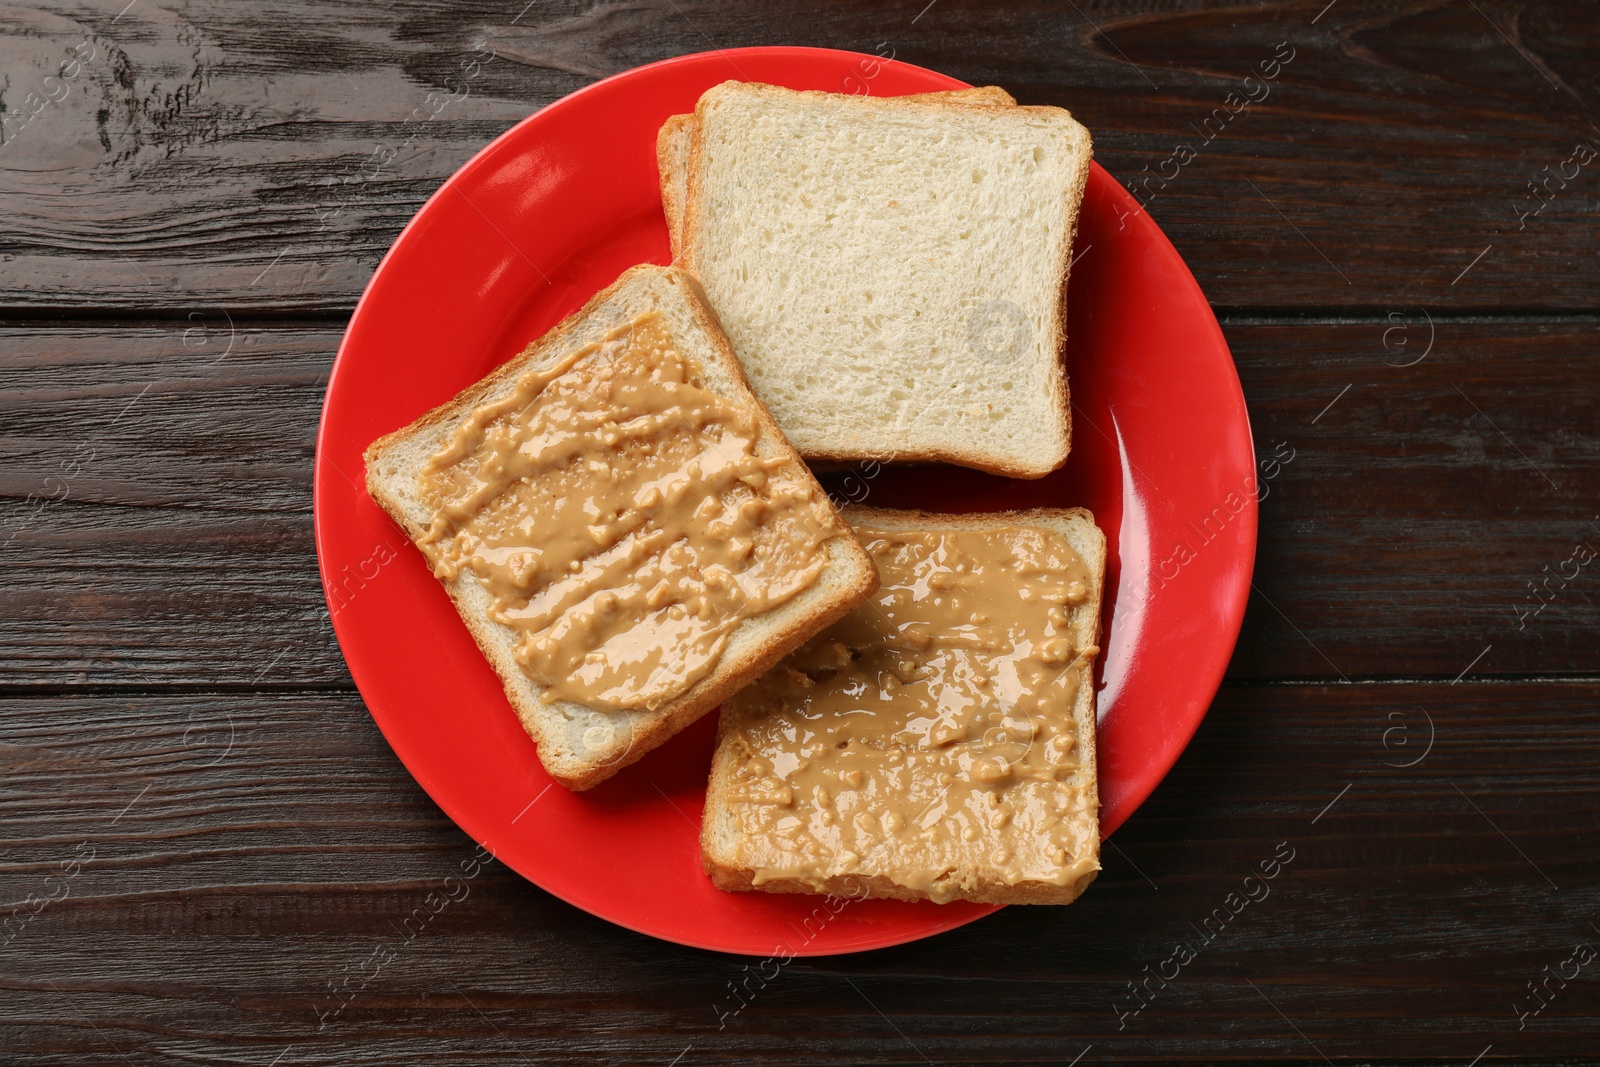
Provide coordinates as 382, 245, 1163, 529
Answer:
721, 524, 1100, 901
415, 312, 834, 713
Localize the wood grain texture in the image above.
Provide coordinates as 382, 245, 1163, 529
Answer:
1, 684, 1596, 1063
3, 320, 1596, 687
5, 3, 1598, 1062
0, 1, 1595, 312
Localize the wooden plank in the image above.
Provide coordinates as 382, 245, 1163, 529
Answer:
1, 683, 1595, 1062
1, 325, 342, 685
0, 1, 1595, 312
1231, 316, 1600, 680
3, 320, 1596, 685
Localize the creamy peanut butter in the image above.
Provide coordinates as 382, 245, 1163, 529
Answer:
721, 524, 1100, 902
416, 312, 835, 713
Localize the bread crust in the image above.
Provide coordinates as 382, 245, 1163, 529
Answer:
655, 113, 695, 261
702, 505, 1107, 905
680, 82, 1091, 480
364, 264, 877, 790
706, 863, 1099, 907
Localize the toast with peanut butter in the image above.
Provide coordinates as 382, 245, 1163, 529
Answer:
655, 86, 1016, 259
701, 506, 1106, 905
364, 265, 878, 791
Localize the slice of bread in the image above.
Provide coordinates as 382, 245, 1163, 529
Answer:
702, 506, 1107, 905
656, 87, 1016, 258
364, 264, 878, 791
681, 82, 1093, 479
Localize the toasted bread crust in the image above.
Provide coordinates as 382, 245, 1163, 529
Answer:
702, 505, 1106, 903
364, 265, 877, 790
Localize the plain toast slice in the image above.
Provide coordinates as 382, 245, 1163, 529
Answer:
702, 506, 1106, 905
364, 264, 878, 790
681, 82, 1092, 478
656, 86, 1016, 258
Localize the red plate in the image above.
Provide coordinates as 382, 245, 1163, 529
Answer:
315, 47, 1255, 955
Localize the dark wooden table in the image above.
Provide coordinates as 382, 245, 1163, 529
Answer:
4, 1, 1597, 1063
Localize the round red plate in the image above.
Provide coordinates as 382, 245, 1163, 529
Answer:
315, 47, 1255, 956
